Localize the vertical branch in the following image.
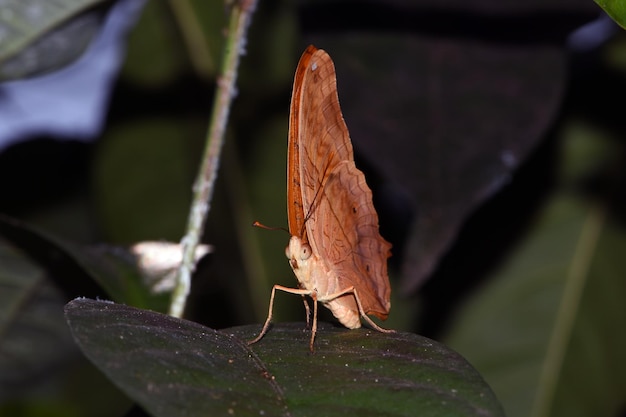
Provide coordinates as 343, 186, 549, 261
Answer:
169, 0, 258, 318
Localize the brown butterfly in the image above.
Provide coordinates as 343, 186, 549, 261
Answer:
250, 45, 393, 352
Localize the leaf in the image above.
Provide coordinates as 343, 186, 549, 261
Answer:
300, 1, 598, 291
92, 117, 195, 243
0, 0, 148, 149
120, 0, 227, 84
0, 214, 171, 311
120, 0, 190, 85
595, 0, 626, 29
65, 298, 504, 417
443, 195, 626, 417
230, 324, 504, 417
0, 240, 77, 398
0, 0, 110, 79
65, 299, 290, 417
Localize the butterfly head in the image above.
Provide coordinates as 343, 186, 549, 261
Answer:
285, 235, 316, 289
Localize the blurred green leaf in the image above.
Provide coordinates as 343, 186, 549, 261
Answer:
444, 115, 626, 417
65, 298, 504, 417
238, 117, 293, 320
0, 240, 75, 397
303, 2, 597, 292
79, 243, 174, 311
595, 0, 626, 29
550, 208, 626, 417
0, 238, 132, 416
121, 0, 228, 84
0, 214, 175, 311
0, 0, 108, 79
444, 195, 626, 417
121, 1, 189, 85
92, 118, 197, 243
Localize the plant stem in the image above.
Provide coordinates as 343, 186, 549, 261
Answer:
169, 0, 258, 318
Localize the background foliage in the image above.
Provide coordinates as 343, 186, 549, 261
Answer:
1, 0, 626, 416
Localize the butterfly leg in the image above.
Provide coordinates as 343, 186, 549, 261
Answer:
322, 286, 395, 334
301, 295, 311, 328
351, 287, 395, 334
309, 291, 318, 353
248, 285, 313, 346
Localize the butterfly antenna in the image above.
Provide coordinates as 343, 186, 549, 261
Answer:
252, 221, 289, 234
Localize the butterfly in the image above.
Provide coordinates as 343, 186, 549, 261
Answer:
250, 45, 392, 352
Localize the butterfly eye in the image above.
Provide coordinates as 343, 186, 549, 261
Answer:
300, 243, 312, 260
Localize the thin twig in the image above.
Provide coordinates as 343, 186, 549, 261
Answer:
169, 0, 258, 318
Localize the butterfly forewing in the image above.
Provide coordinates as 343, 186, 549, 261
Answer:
288, 46, 354, 240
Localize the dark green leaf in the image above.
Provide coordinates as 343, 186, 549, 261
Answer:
302, 1, 597, 292
0, 0, 109, 79
92, 118, 196, 243
0, 214, 171, 311
65, 298, 504, 417
444, 195, 626, 417
65, 298, 290, 417
232, 324, 504, 417
0, 240, 77, 397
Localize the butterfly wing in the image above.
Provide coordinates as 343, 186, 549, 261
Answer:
314, 161, 392, 318
288, 46, 354, 242
290, 46, 391, 319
